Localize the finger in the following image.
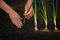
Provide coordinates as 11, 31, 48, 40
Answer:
11, 17, 20, 28
24, 7, 33, 19
17, 14, 23, 20
11, 16, 22, 28
26, 10, 34, 20
24, 6, 34, 19
17, 15, 23, 27
27, 7, 34, 17
24, 6, 33, 16
17, 18, 23, 28
24, 0, 33, 14
14, 15, 23, 28
14, 19, 21, 28
9, 13, 23, 28
15, 17, 23, 28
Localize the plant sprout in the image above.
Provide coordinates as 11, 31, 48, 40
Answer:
51, 0, 58, 31
38, 0, 49, 31
33, 0, 38, 31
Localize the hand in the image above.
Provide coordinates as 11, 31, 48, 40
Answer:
25, 0, 33, 13
24, 6, 34, 20
24, 0, 34, 20
0, 0, 23, 28
8, 12, 23, 28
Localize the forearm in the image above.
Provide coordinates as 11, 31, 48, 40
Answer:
25, 0, 33, 10
27, 0, 33, 7
27, 0, 33, 4
0, 0, 17, 15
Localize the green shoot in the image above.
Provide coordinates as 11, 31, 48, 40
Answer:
33, 0, 38, 31
38, 0, 48, 31
51, 0, 58, 31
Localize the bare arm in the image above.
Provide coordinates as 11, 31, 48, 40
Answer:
0, 0, 23, 28
0, 0, 18, 15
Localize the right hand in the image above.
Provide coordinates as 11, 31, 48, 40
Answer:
0, 0, 23, 28
8, 12, 23, 28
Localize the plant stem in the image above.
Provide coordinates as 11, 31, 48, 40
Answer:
33, 0, 38, 31
51, 0, 58, 31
